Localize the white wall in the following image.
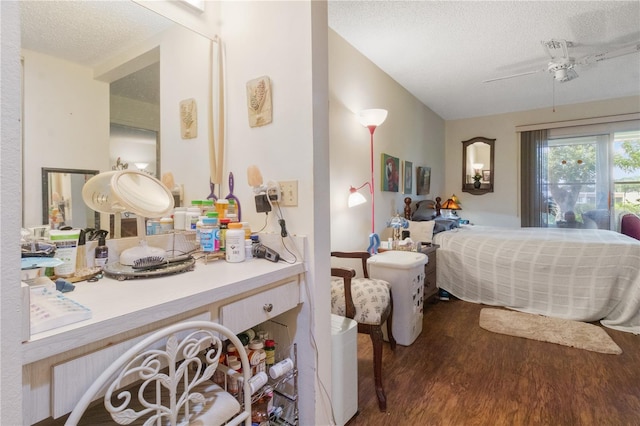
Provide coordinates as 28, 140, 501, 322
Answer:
1, 2, 24, 423
220, 2, 330, 424
329, 29, 446, 251
22, 50, 111, 228
445, 96, 640, 227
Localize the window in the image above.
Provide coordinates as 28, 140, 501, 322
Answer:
521, 121, 640, 229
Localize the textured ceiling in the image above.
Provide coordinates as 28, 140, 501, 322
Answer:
328, 0, 640, 120
21, 1, 640, 120
20, 0, 170, 104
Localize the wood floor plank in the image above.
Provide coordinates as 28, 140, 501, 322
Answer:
345, 299, 640, 426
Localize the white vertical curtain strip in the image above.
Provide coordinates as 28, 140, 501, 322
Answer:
208, 36, 225, 188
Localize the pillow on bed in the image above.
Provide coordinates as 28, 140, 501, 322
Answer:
433, 218, 459, 234
408, 220, 436, 244
411, 200, 437, 221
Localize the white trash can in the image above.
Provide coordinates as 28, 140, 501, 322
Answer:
331, 314, 358, 426
367, 251, 427, 346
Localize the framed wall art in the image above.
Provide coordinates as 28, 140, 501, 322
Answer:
247, 76, 273, 128
381, 153, 399, 192
416, 166, 431, 195
403, 160, 413, 194
179, 98, 197, 139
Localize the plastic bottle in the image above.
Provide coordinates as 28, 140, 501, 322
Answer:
241, 222, 252, 240
95, 235, 108, 268
225, 222, 246, 263
173, 207, 187, 231
201, 199, 214, 215
248, 339, 266, 374
269, 357, 294, 380
160, 217, 173, 234
215, 199, 229, 219
264, 339, 276, 369
245, 239, 254, 260
195, 215, 206, 245
200, 217, 218, 253
186, 207, 201, 231
227, 199, 237, 217
248, 371, 268, 395
206, 212, 220, 251
228, 360, 242, 396
219, 218, 231, 252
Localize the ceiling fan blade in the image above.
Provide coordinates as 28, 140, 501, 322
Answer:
542, 39, 572, 61
578, 42, 640, 65
482, 68, 545, 83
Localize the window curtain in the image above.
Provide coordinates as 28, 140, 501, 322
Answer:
521, 129, 548, 227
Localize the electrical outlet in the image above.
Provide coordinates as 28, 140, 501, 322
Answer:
279, 180, 298, 206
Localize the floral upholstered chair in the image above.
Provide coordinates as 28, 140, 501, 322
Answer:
330, 251, 396, 411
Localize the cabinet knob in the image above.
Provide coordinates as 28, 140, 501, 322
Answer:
263, 303, 273, 313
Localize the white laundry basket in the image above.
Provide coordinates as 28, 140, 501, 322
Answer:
331, 314, 358, 425
367, 251, 428, 346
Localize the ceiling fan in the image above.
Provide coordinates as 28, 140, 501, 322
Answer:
483, 39, 640, 84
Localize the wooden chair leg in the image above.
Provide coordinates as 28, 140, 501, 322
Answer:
387, 291, 397, 350
370, 325, 387, 411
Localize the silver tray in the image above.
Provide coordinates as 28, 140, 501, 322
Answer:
103, 256, 196, 281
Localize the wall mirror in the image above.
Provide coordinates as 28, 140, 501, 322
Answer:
462, 136, 495, 195
42, 168, 100, 230
20, 1, 210, 230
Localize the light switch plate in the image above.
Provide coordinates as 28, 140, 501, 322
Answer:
279, 181, 298, 206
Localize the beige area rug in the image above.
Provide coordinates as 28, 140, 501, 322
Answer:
479, 308, 622, 355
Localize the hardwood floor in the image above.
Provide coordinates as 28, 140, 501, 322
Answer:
345, 298, 640, 426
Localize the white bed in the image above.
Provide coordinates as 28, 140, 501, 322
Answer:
433, 226, 640, 334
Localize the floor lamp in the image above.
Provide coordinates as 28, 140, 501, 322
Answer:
348, 108, 388, 254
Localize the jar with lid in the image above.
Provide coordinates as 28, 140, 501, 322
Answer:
251, 385, 272, 425
241, 222, 252, 239
173, 207, 187, 230
186, 207, 201, 231
227, 199, 237, 217
264, 339, 276, 369
219, 218, 231, 252
225, 222, 246, 263
245, 239, 253, 260
248, 339, 266, 375
160, 217, 173, 234
200, 217, 218, 253
201, 199, 214, 215
228, 360, 242, 396
227, 344, 239, 361
215, 199, 229, 219
195, 216, 206, 245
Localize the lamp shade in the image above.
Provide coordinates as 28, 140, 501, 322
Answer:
357, 109, 388, 127
348, 189, 367, 207
441, 198, 461, 211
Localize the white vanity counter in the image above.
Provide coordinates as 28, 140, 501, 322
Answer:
22, 256, 305, 424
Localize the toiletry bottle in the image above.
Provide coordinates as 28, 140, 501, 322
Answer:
95, 235, 108, 268
76, 229, 86, 271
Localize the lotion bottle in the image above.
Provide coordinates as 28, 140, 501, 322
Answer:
95, 235, 108, 268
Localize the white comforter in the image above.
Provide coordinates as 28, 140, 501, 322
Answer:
433, 226, 640, 334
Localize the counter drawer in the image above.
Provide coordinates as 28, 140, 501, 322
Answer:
221, 279, 300, 334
